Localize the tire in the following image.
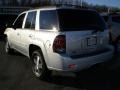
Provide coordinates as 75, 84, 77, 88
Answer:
5, 38, 14, 54
31, 50, 51, 80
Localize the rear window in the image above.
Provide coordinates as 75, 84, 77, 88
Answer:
57, 9, 107, 31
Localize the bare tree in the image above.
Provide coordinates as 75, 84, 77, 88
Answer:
27, 0, 32, 5
1, 0, 6, 5
9, 0, 19, 6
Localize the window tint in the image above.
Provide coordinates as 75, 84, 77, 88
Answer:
13, 13, 25, 28
25, 11, 36, 29
40, 10, 58, 30
58, 9, 107, 31
112, 15, 120, 23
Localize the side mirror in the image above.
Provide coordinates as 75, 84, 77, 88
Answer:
5, 23, 13, 28
5, 23, 8, 27
12, 25, 16, 30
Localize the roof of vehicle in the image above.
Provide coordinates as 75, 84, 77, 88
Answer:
21, 6, 97, 14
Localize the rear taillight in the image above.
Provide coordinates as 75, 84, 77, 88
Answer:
53, 35, 66, 53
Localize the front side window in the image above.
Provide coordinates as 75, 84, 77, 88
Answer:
40, 10, 58, 30
13, 13, 25, 29
25, 11, 36, 29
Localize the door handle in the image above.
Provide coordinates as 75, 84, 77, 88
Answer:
17, 33, 20, 36
29, 34, 33, 38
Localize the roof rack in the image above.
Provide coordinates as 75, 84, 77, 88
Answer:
55, 4, 89, 9
111, 12, 120, 14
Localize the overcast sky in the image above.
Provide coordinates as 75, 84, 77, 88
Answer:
84, 0, 120, 8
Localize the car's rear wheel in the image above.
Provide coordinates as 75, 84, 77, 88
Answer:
5, 38, 14, 54
31, 50, 51, 80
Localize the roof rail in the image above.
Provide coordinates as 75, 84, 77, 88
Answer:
55, 4, 89, 9
108, 12, 120, 15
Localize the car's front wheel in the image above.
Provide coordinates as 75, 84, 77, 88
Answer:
31, 50, 51, 80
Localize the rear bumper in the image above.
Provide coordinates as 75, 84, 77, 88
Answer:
48, 45, 114, 71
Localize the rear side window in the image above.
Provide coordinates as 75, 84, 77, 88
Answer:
13, 13, 25, 28
57, 9, 107, 31
112, 15, 120, 23
40, 10, 58, 30
25, 11, 36, 29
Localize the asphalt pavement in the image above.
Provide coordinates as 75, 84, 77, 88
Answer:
0, 36, 120, 90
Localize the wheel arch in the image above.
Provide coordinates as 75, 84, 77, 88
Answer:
29, 44, 49, 68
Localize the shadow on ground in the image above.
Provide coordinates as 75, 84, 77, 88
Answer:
0, 35, 120, 90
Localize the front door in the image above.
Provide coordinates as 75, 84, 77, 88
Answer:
11, 13, 26, 52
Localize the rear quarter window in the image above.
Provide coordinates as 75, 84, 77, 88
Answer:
40, 10, 58, 30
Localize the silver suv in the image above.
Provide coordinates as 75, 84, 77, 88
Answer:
4, 7, 113, 79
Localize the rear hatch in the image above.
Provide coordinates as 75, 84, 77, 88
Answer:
57, 9, 108, 56
65, 31, 109, 56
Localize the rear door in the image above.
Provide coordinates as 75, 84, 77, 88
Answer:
65, 30, 107, 56
19, 11, 37, 55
